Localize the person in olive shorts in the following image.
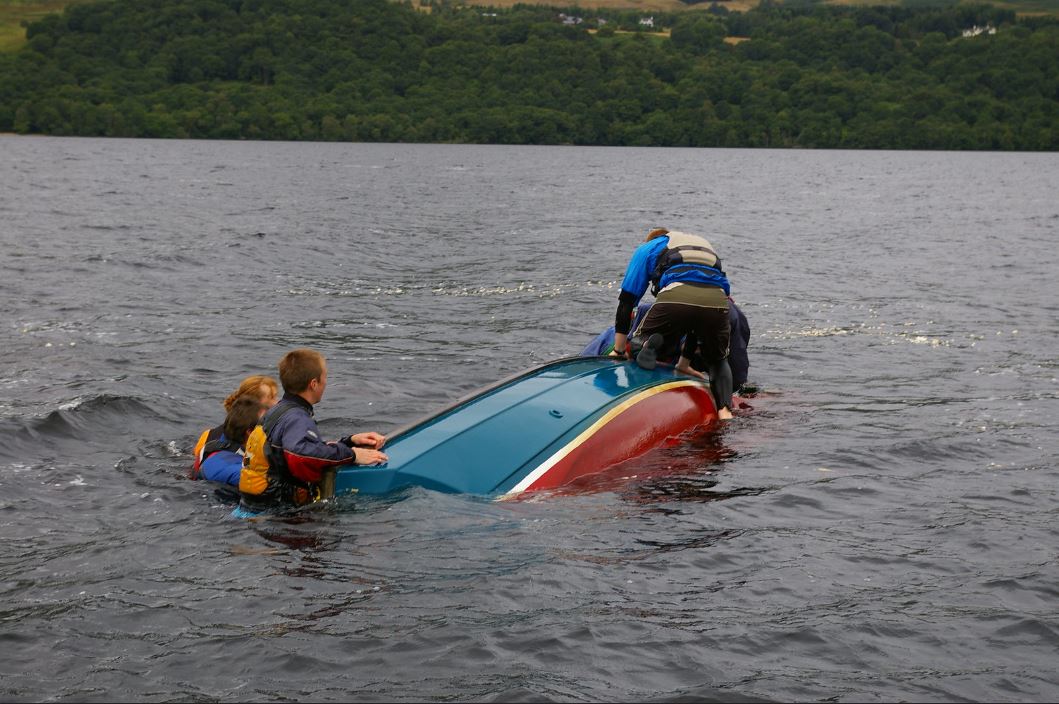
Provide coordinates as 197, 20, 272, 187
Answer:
611, 228, 735, 420
582, 299, 752, 395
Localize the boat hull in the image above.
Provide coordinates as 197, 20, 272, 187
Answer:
333, 356, 719, 499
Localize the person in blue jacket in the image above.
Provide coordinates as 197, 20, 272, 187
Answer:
190, 374, 279, 481
611, 227, 735, 419
582, 300, 752, 393
196, 396, 264, 486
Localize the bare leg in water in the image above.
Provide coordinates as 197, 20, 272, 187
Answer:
675, 356, 734, 420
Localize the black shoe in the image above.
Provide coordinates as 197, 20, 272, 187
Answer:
628, 335, 645, 359
635, 333, 664, 370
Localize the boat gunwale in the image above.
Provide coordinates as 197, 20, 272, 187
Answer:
378, 355, 685, 445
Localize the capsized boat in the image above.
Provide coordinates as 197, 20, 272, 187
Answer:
328, 356, 721, 500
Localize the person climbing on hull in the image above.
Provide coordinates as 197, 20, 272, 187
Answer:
582, 298, 752, 395
611, 228, 736, 420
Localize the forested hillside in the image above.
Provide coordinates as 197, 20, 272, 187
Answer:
0, 0, 1056, 149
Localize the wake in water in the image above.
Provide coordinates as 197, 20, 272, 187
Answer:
0, 395, 167, 462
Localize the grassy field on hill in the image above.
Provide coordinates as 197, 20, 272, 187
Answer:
453, 0, 1059, 13
452, 0, 758, 10
2, 0, 1057, 52
0, 0, 104, 51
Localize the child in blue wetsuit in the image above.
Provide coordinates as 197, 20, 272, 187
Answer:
191, 374, 279, 480
197, 397, 264, 486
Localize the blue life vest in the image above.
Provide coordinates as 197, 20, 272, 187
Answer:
650, 231, 728, 296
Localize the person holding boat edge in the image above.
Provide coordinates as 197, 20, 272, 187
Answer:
238, 348, 388, 511
611, 227, 735, 420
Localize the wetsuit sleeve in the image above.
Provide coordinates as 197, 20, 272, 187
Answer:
614, 291, 638, 335
277, 415, 356, 484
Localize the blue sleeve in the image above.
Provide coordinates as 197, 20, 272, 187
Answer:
200, 451, 245, 486
619, 238, 667, 301
580, 328, 616, 356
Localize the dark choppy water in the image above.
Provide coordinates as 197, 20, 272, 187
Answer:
1, 136, 1057, 703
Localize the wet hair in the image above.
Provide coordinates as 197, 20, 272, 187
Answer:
645, 227, 670, 242
278, 348, 325, 394
223, 375, 279, 412
223, 396, 264, 446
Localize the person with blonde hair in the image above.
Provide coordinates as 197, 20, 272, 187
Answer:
190, 374, 279, 483
222, 375, 279, 412
611, 227, 736, 420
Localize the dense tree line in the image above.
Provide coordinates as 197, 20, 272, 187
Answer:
0, 0, 1055, 149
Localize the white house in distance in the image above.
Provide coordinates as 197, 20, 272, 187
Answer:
639, 16, 655, 28
962, 24, 997, 37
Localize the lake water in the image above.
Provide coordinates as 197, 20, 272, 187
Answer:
1, 136, 1057, 702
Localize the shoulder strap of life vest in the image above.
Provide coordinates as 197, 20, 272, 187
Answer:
650, 232, 724, 295
201, 434, 241, 459
191, 425, 224, 479
261, 399, 302, 470
262, 398, 301, 436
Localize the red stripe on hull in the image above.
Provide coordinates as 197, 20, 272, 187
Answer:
524, 384, 717, 494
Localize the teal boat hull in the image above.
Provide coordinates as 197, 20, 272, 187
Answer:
333, 356, 719, 500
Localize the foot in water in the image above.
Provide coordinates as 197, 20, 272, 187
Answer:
717, 406, 733, 420
635, 333, 664, 370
